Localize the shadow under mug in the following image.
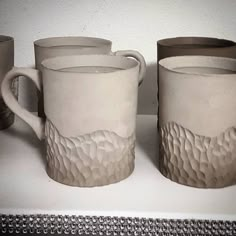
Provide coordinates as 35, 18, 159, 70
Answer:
159, 55, 236, 188
34, 36, 146, 117
0, 35, 17, 129
1, 54, 146, 187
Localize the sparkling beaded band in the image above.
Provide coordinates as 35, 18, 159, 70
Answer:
0, 214, 236, 235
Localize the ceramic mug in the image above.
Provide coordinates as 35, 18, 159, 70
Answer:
1, 54, 146, 187
0, 35, 17, 129
157, 37, 236, 130
159, 55, 236, 188
157, 37, 236, 61
34, 36, 146, 117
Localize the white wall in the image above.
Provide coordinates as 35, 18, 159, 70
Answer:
1, 0, 236, 114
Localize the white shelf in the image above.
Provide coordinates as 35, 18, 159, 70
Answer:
0, 115, 235, 221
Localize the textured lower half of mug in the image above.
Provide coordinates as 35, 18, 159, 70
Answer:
159, 122, 236, 188
45, 120, 135, 187
0, 79, 18, 130
0, 97, 14, 129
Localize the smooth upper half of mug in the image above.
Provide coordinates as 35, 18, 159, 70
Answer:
41, 54, 140, 74
34, 36, 112, 49
157, 36, 236, 49
0, 35, 14, 46
41, 54, 140, 138
159, 55, 236, 77
159, 55, 236, 136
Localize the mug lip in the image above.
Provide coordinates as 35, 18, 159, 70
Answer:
41, 54, 140, 74
157, 36, 236, 49
159, 55, 236, 77
0, 35, 14, 43
34, 36, 112, 48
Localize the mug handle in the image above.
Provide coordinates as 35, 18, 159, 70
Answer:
113, 50, 146, 85
1, 67, 45, 140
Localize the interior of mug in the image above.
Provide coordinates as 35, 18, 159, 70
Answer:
159, 56, 236, 75
41, 55, 139, 73
0, 35, 13, 43
157, 37, 236, 49
34, 36, 111, 48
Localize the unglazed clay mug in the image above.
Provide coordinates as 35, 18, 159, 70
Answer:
157, 37, 236, 129
34, 36, 146, 117
0, 35, 17, 129
1, 54, 146, 187
157, 37, 236, 61
159, 55, 236, 188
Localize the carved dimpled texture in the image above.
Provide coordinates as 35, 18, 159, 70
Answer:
0, 80, 18, 129
0, 97, 14, 129
45, 120, 135, 187
160, 122, 236, 188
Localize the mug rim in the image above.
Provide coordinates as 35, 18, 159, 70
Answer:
34, 36, 112, 48
0, 35, 14, 43
157, 36, 236, 49
41, 54, 140, 74
159, 55, 236, 77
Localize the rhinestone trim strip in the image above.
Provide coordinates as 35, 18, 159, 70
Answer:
0, 214, 235, 235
